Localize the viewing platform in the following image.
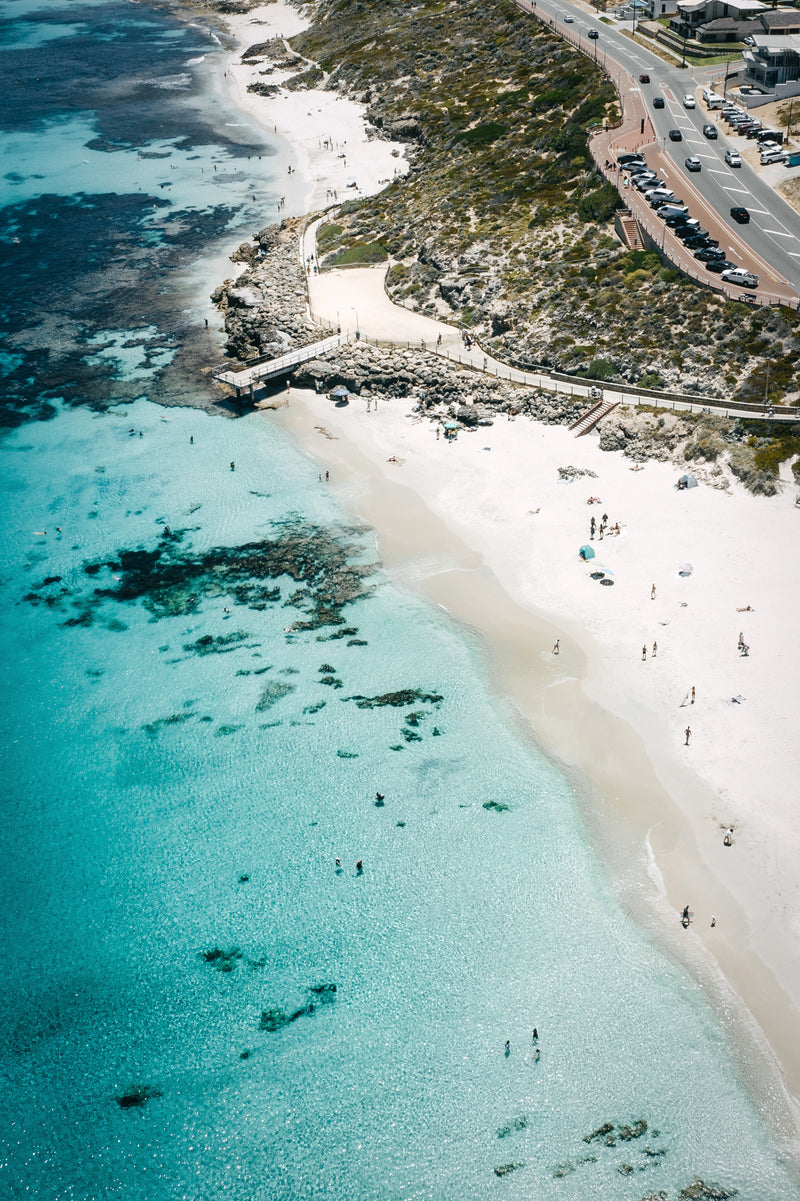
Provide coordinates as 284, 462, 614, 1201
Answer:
213, 332, 354, 398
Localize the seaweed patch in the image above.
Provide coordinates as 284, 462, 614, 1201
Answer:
183, 631, 255, 656
343, 688, 443, 710
259, 982, 337, 1032
116, 1084, 163, 1110
25, 518, 376, 628
255, 680, 296, 711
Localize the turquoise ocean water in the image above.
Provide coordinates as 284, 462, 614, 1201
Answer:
1, 2, 799, 1198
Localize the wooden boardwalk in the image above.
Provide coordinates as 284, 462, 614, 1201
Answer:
213, 333, 354, 397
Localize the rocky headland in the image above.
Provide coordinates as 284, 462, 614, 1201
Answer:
206, 0, 800, 493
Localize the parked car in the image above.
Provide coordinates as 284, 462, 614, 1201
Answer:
657, 204, 689, 219
587, 28, 598, 38
674, 222, 703, 238
756, 129, 783, 144
744, 124, 765, 138
705, 258, 737, 273
685, 156, 702, 171
677, 227, 709, 242
666, 213, 693, 227
702, 124, 718, 139
618, 152, 646, 165
724, 150, 742, 167
634, 175, 664, 190
694, 247, 726, 261
730, 206, 750, 223
683, 94, 696, 108
639, 73, 650, 83
685, 235, 719, 249
653, 96, 665, 109
721, 267, 758, 287
668, 129, 683, 141
761, 149, 787, 165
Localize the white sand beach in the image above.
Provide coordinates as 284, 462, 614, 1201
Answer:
212, 1, 408, 217
210, 0, 800, 1150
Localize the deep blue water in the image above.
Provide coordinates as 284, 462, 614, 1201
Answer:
1, 3, 799, 1199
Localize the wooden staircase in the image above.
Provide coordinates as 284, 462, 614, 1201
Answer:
569, 399, 619, 437
615, 208, 642, 250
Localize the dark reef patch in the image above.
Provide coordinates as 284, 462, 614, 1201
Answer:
255, 681, 295, 711
23, 518, 376, 630
343, 688, 443, 710
183, 631, 254, 656
259, 983, 337, 1032
116, 1084, 162, 1110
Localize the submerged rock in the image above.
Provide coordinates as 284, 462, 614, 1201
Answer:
116, 1084, 162, 1110
494, 1162, 525, 1177
344, 688, 443, 709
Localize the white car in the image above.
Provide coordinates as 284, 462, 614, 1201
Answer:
721, 267, 758, 288
683, 94, 696, 108
761, 149, 787, 165
724, 149, 742, 167
564, 13, 574, 20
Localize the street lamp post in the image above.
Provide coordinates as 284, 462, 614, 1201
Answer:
681, 27, 689, 68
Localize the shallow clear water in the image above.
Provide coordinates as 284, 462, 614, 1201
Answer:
0, 2, 799, 1199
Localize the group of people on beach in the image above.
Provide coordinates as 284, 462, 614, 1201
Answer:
589, 511, 620, 540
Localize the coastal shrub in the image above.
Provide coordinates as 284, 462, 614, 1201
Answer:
455, 122, 507, 147
578, 359, 618, 381
317, 222, 344, 249
576, 182, 619, 224
329, 242, 388, 266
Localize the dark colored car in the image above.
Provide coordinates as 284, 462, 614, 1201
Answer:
587, 28, 599, 38
685, 235, 719, 249
744, 125, 765, 138
705, 258, 737, 273
653, 96, 665, 109
702, 124, 718, 139
730, 206, 750, 223
666, 214, 693, 227
618, 152, 645, 164
668, 129, 683, 141
639, 73, 650, 83
694, 247, 726, 261
675, 225, 704, 240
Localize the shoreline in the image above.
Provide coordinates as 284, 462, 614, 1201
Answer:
273, 385, 800, 1170
198, 0, 800, 1171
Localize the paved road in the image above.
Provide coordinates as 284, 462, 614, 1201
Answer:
517, 0, 800, 299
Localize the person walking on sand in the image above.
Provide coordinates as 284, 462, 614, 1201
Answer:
553, 640, 560, 655
738, 631, 744, 649
652, 641, 657, 657
651, 583, 656, 600
685, 726, 691, 745
642, 645, 647, 661
691, 686, 695, 704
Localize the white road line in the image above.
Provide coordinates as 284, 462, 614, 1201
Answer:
763, 229, 796, 238
788, 251, 800, 258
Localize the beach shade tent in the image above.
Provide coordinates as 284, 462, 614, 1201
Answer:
677, 473, 698, 489
443, 421, 459, 429
579, 544, 596, 560
331, 385, 350, 398
678, 562, 693, 576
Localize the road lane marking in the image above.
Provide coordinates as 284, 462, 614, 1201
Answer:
763, 229, 796, 238
722, 186, 750, 194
